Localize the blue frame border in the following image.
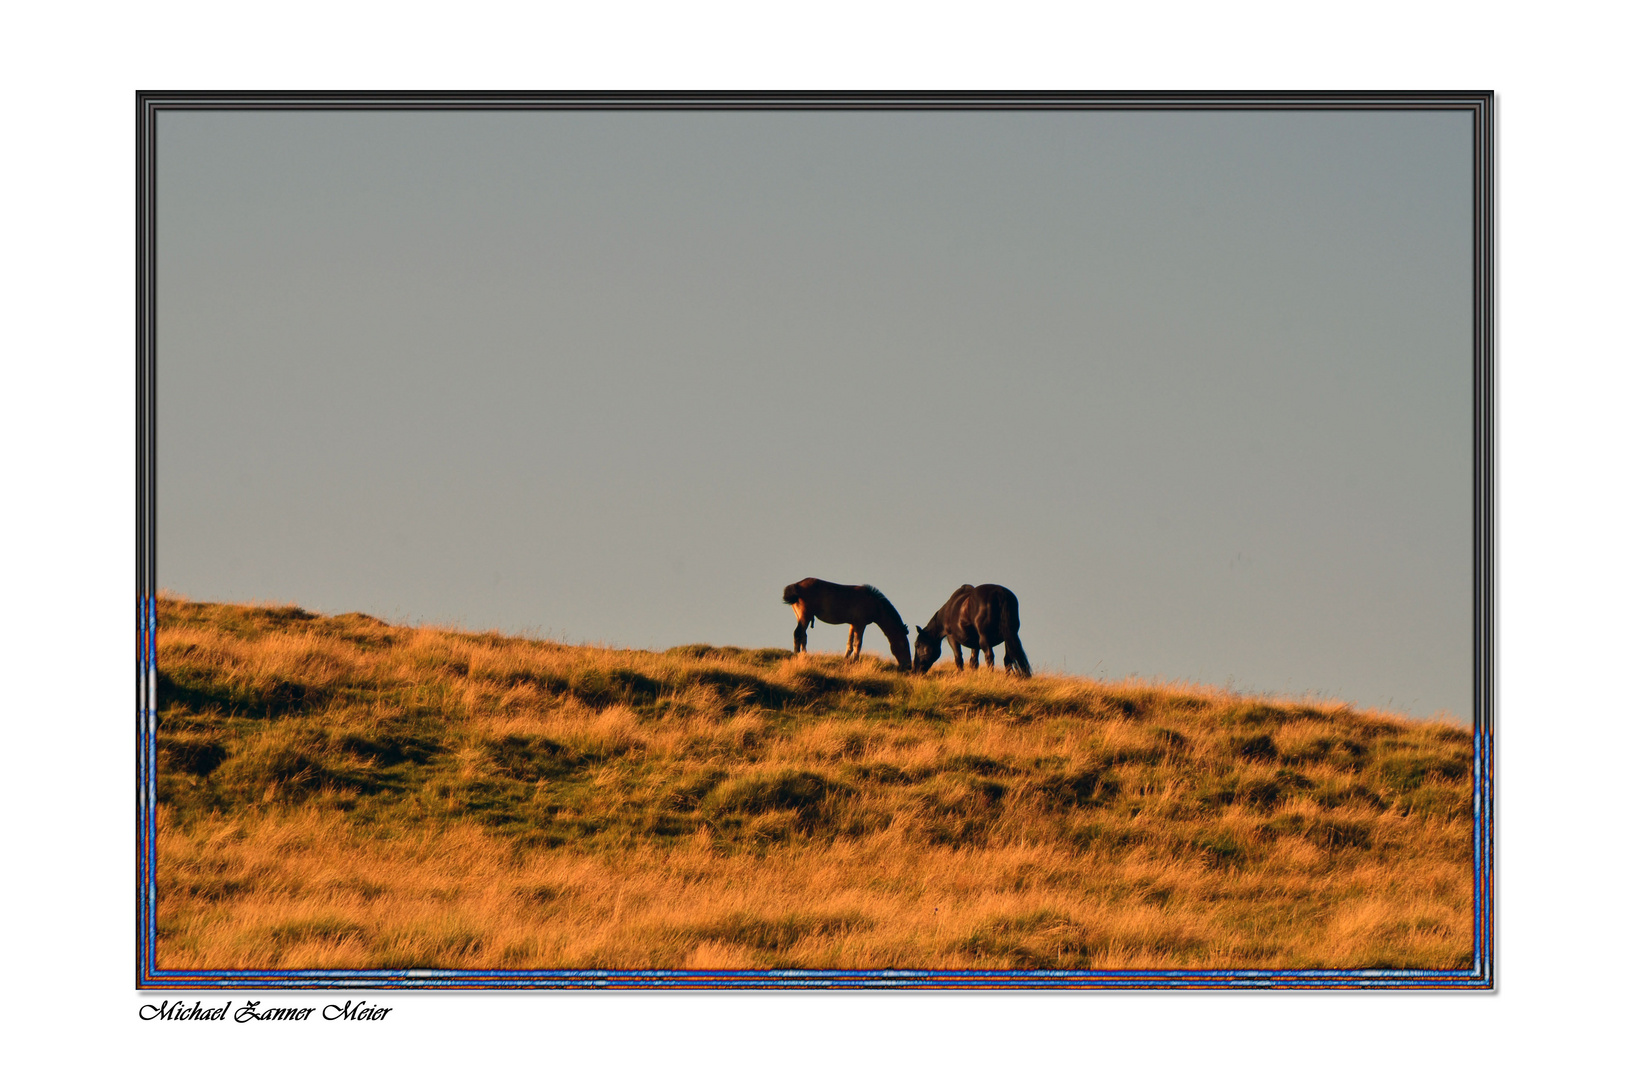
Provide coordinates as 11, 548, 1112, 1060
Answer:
136, 91, 1496, 991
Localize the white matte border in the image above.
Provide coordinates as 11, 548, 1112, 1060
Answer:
6, 1, 1626, 1075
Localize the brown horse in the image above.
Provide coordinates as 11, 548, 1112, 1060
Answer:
782, 578, 913, 671
914, 583, 1032, 676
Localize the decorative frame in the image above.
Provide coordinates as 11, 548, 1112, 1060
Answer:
137, 91, 1495, 990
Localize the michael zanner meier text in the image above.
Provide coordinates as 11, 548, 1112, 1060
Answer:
139, 1000, 392, 1022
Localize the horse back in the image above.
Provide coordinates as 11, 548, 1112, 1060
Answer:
789, 577, 902, 631
974, 583, 1020, 628
947, 584, 1019, 638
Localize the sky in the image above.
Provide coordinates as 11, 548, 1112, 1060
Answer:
156, 107, 1473, 720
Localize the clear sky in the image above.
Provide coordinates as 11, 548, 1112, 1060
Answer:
156, 107, 1473, 720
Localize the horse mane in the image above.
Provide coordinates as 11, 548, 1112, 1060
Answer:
861, 585, 908, 637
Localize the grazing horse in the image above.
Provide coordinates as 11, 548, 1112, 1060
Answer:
782, 577, 913, 671
914, 583, 1032, 677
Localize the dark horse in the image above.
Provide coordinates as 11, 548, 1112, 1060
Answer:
782, 577, 913, 671
914, 584, 1032, 677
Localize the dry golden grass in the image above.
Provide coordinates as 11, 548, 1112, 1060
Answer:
155, 597, 1473, 971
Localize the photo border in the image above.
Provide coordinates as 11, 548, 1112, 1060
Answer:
136, 90, 1495, 991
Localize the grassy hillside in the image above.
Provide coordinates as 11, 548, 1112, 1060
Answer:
154, 597, 1473, 971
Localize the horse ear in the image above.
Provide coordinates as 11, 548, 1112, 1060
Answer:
915, 625, 922, 634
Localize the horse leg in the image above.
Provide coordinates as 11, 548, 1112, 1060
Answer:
967, 641, 979, 670
848, 624, 865, 660
792, 600, 808, 654
969, 629, 993, 670
952, 640, 966, 671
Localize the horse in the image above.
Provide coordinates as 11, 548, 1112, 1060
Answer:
914, 583, 1032, 677
782, 577, 913, 671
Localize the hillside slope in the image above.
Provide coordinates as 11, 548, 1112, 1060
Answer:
154, 597, 1473, 970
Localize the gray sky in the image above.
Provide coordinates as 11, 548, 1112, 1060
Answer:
157, 108, 1472, 720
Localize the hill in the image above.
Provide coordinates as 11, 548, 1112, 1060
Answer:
153, 597, 1473, 970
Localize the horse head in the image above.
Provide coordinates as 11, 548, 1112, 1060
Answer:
913, 625, 944, 674
887, 631, 914, 673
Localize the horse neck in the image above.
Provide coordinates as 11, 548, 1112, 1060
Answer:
879, 618, 912, 662
872, 602, 908, 642
922, 607, 948, 638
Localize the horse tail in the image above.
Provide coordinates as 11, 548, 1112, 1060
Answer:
1004, 633, 1032, 677
999, 593, 1032, 677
